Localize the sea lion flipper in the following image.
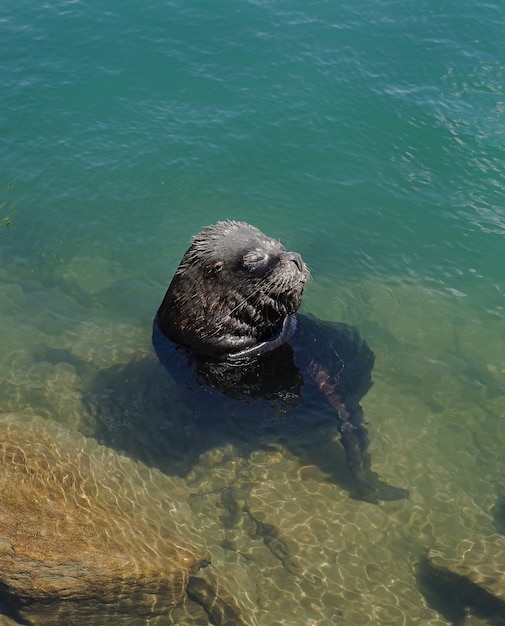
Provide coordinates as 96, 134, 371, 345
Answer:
309, 360, 408, 502
349, 475, 410, 503
339, 422, 409, 502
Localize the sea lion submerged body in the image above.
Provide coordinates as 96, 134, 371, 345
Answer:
154, 221, 407, 502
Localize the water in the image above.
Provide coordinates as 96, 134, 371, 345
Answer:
2, 0, 505, 623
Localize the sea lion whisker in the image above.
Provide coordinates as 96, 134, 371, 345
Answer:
226, 283, 270, 317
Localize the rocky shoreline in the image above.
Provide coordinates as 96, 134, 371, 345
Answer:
2, 410, 505, 625
0, 413, 251, 625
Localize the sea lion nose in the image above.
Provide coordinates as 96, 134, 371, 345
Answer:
285, 251, 304, 272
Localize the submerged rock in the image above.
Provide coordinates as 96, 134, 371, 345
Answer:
0, 413, 226, 625
424, 536, 505, 621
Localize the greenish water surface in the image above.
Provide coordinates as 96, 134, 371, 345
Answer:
1, 0, 505, 623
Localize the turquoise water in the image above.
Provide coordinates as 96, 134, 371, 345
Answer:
2, 0, 505, 623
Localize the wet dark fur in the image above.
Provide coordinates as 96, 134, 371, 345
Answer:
152, 221, 408, 502
156, 221, 308, 357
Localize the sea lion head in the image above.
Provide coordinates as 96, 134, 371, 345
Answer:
156, 220, 309, 358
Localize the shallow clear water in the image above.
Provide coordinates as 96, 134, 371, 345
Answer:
2, 0, 505, 623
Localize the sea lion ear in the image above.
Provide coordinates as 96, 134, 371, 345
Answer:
209, 260, 224, 274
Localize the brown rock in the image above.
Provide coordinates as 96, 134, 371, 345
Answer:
0, 413, 210, 625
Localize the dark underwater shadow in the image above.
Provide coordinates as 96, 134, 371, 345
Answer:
81, 315, 408, 504
416, 555, 505, 626
81, 355, 357, 488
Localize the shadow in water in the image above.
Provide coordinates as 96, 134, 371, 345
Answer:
492, 496, 505, 535
82, 314, 408, 503
417, 556, 505, 626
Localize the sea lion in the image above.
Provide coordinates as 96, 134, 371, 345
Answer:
153, 220, 408, 502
